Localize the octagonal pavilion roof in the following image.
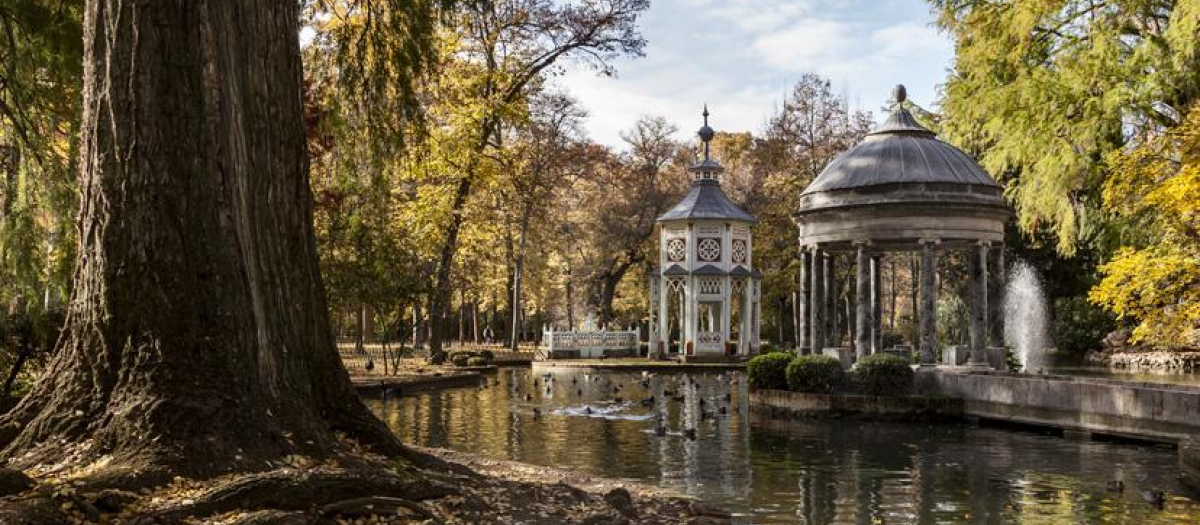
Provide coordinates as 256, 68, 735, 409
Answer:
658, 108, 755, 224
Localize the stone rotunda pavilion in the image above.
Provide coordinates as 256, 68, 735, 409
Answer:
793, 85, 1013, 366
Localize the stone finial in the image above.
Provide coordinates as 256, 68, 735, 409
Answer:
893, 84, 907, 104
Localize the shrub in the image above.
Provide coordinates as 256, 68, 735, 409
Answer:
758, 342, 787, 355
880, 330, 905, 349
786, 355, 844, 393
1052, 296, 1117, 358
853, 353, 913, 396
478, 349, 495, 361
451, 354, 471, 367
466, 356, 488, 367
747, 353, 792, 390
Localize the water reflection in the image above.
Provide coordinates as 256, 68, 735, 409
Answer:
365, 368, 1200, 524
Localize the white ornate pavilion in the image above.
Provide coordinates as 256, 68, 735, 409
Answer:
648, 109, 761, 361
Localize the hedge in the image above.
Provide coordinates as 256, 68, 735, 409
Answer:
747, 352, 792, 390
853, 353, 913, 396
786, 355, 844, 393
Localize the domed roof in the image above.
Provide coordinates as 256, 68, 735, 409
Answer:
793, 85, 1011, 250
801, 94, 1001, 195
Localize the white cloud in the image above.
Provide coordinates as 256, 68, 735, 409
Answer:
751, 20, 857, 71
553, 0, 953, 149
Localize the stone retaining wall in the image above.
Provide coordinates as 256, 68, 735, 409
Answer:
749, 389, 963, 420
915, 368, 1200, 443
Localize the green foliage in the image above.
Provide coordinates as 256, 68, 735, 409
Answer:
758, 343, 788, 355
0, 307, 63, 394
852, 354, 913, 396
1052, 296, 1117, 357
1091, 104, 1200, 348
937, 294, 969, 347
785, 355, 844, 394
478, 349, 495, 361
933, 0, 1200, 255
747, 353, 792, 390
880, 330, 905, 350
1, 0, 82, 350
895, 314, 919, 348
466, 356, 487, 366
451, 354, 471, 367
1005, 347, 1022, 372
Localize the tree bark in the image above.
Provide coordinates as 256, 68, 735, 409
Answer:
510, 201, 532, 351
593, 256, 638, 325
0, 0, 400, 482
427, 175, 474, 356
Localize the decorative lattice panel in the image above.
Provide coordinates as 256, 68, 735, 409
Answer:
697, 224, 722, 236
667, 278, 686, 292
731, 239, 747, 264
697, 238, 721, 262
666, 238, 686, 262
699, 278, 722, 295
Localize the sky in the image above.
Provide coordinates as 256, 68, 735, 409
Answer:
553, 0, 955, 149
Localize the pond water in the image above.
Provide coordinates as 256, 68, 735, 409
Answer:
365, 368, 1200, 524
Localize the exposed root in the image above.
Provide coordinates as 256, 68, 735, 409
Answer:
0, 448, 732, 524
318, 496, 436, 521
136, 467, 457, 523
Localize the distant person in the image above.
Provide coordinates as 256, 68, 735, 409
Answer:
483, 326, 494, 346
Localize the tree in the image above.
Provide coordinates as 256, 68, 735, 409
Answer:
504, 93, 589, 349
1091, 104, 1200, 348
423, 0, 648, 355
931, 0, 1200, 254
0, 0, 82, 388
0, 0, 402, 483
571, 116, 681, 324
737, 75, 871, 344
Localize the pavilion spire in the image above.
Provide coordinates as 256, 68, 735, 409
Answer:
690, 105, 722, 183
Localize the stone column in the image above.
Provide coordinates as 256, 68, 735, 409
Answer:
657, 278, 668, 359
797, 250, 811, 353
824, 252, 836, 346
969, 242, 990, 366
739, 274, 748, 352
809, 246, 826, 353
988, 245, 1005, 347
919, 239, 938, 365
855, 242, 872, 360
870, 254, 882, 354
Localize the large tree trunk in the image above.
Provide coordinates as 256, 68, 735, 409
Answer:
0, 0, 400, 483
593, 256, 638, 326
427, 177, 473, 356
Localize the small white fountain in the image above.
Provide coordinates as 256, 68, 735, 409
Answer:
1003, 260, 1053, 372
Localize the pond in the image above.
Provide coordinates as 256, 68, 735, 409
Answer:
365, 368, 1200, 524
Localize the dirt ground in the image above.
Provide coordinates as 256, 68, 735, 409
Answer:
0, 441, 731, 524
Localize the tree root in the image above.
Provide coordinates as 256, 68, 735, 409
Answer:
134, 467, 457, 523
319, 496, 437, 522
